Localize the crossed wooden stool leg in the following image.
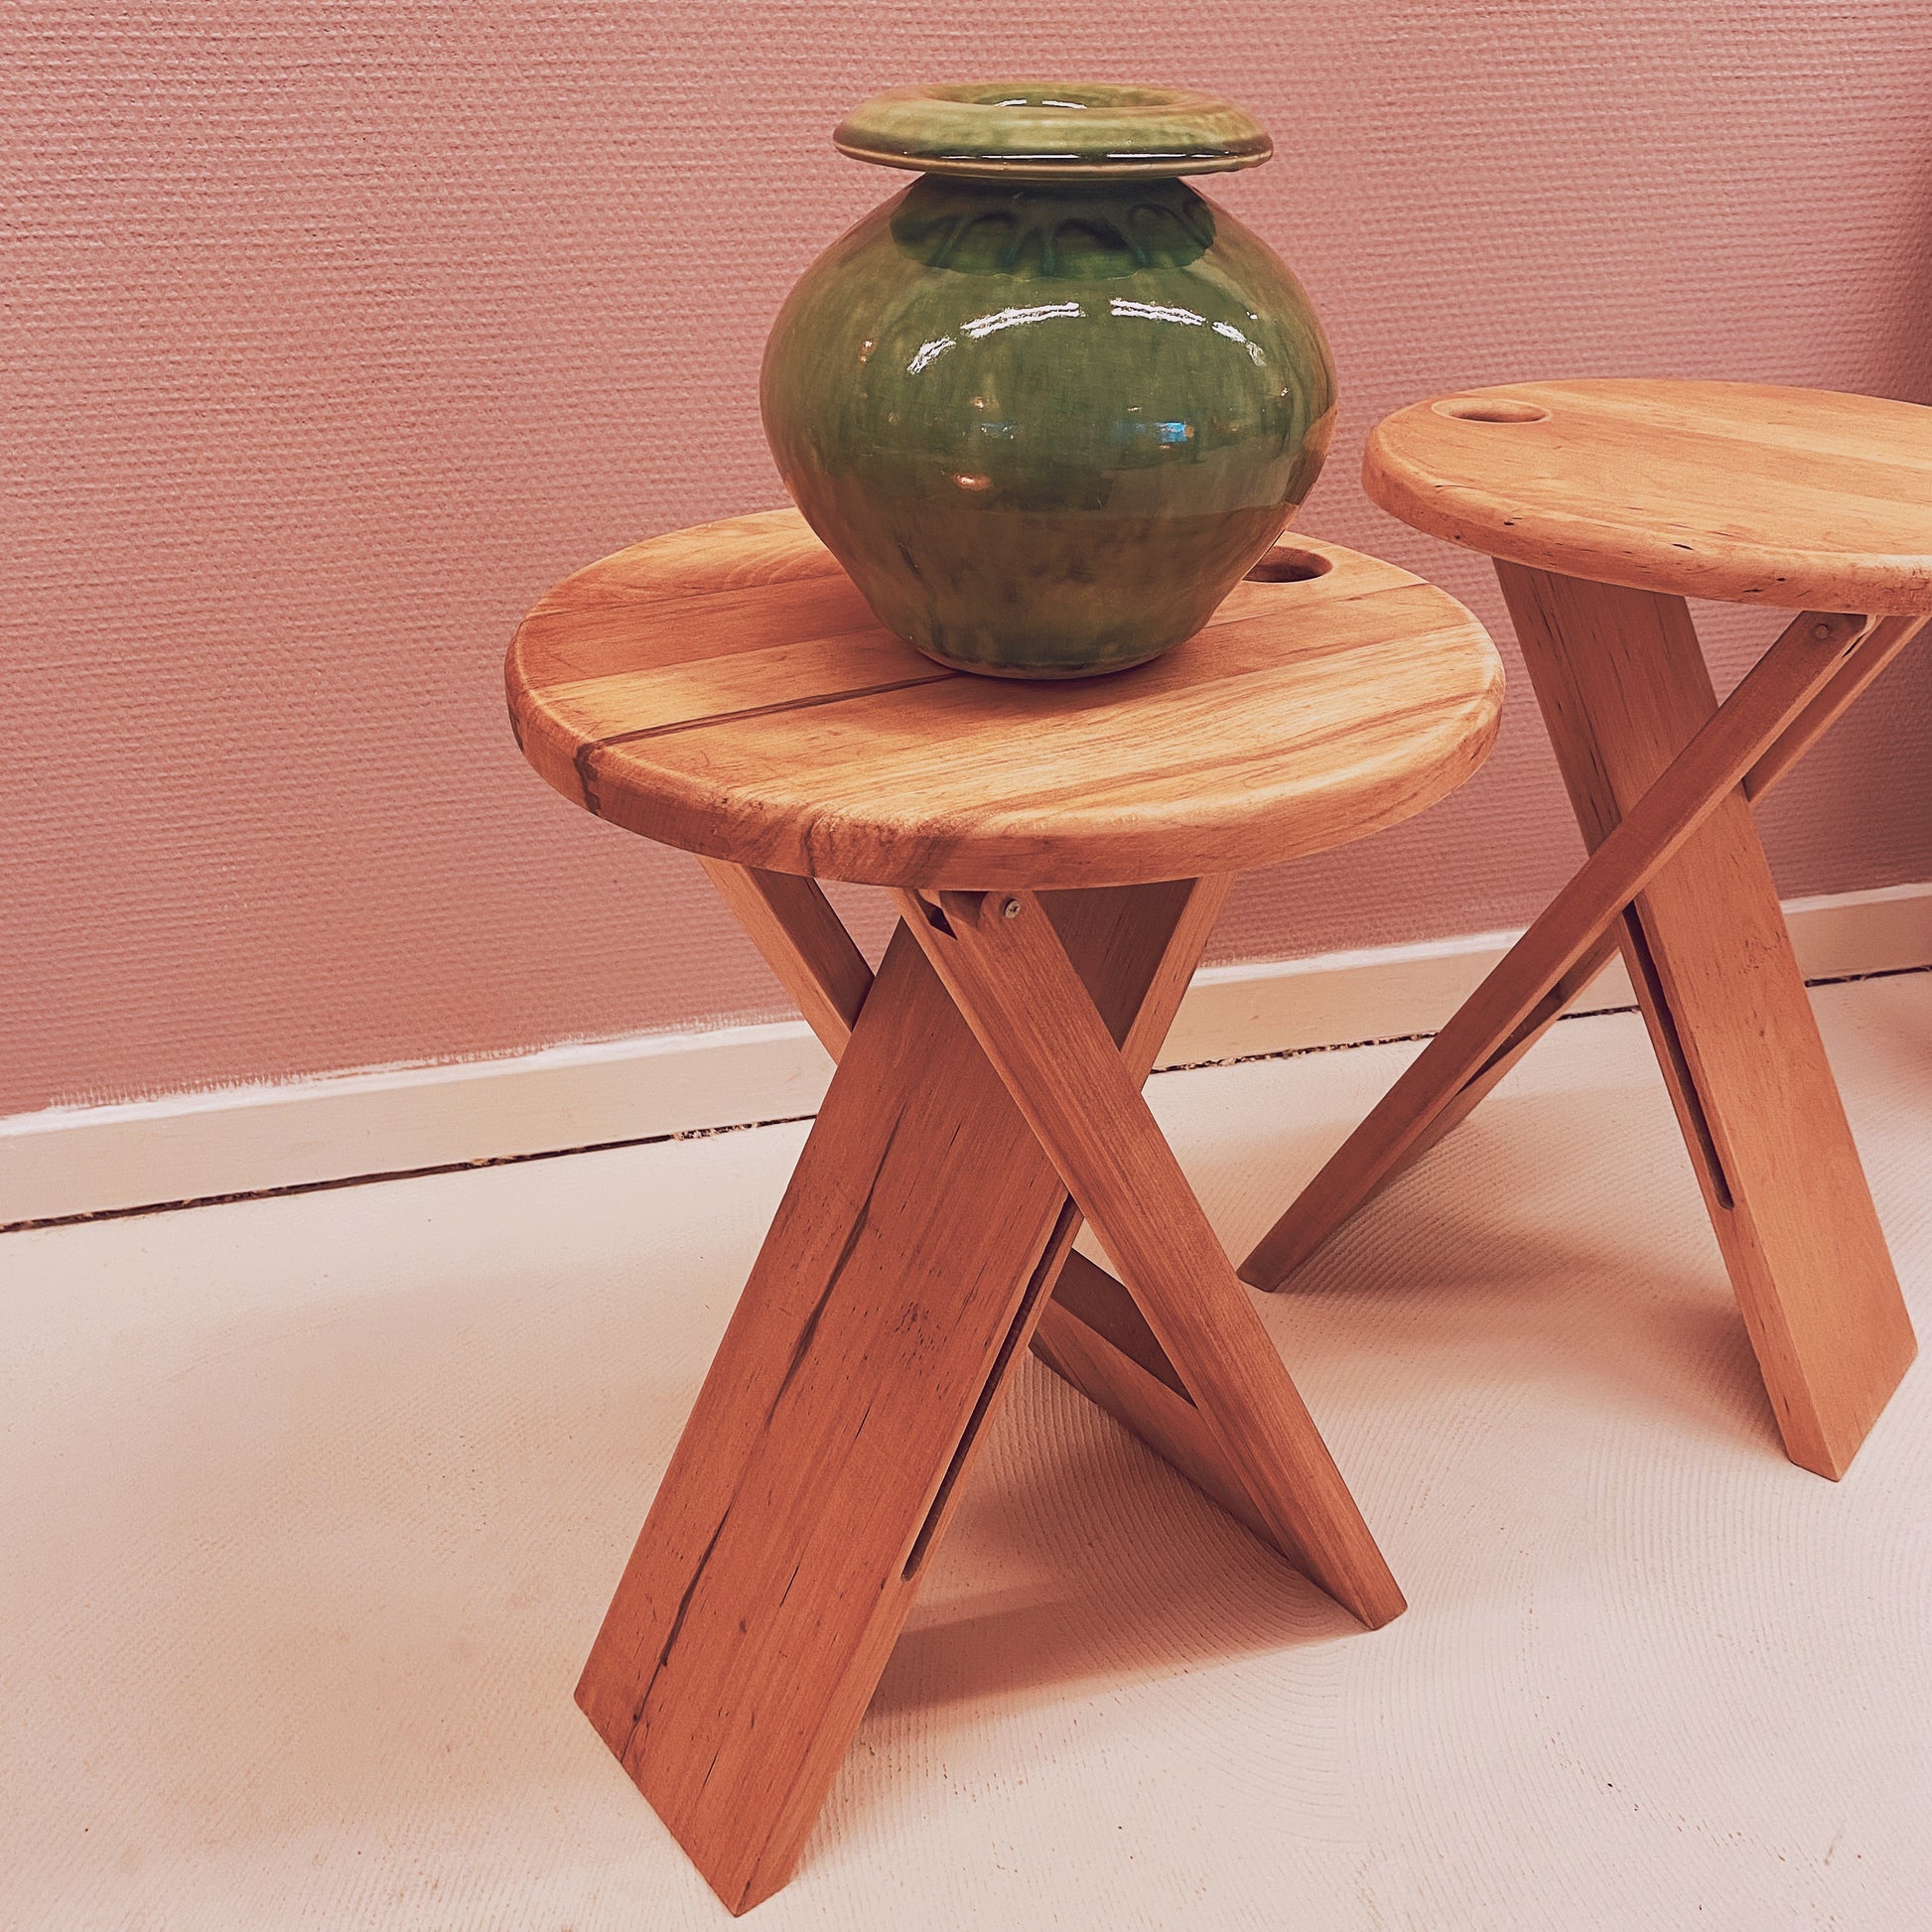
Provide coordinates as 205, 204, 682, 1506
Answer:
578, 867, 1402, 1914
1243, 570, 1925, 1479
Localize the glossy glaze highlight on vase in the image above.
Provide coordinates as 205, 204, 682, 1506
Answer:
761, 84, 1336, 678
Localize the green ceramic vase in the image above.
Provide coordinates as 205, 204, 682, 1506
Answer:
759, 82, 1337, 679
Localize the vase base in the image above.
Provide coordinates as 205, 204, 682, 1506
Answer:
912, 642, 1171, 682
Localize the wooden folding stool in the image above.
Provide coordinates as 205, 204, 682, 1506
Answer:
507, 508, 1505, 1910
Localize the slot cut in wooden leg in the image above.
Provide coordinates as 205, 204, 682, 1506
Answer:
1493, 569, 1914, 1478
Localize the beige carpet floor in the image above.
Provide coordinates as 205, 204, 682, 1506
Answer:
4, 974, 1930, 1929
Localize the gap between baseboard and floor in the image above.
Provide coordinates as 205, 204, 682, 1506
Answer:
4, 880, 1929, 1232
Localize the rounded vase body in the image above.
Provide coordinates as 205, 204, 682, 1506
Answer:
759, 85, 1336, 679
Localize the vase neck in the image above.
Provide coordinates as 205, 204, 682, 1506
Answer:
888, 176, 1214, 280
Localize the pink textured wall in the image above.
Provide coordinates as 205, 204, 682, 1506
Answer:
7, 2, 1932, 1117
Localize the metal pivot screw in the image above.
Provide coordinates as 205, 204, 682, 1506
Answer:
1002, 897, 1022, 919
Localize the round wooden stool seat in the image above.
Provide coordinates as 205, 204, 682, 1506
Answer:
1365, 378, 1932, 615
506, 507, 1503, 890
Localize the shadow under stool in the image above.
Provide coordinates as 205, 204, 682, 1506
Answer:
1243, 378, 1932, 1482
505, 507, 1504, 1911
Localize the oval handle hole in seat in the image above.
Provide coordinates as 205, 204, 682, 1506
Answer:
1432, 396, 1551, 424
1245, 547, 1333, 583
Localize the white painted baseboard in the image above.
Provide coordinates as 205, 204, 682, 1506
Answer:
6, 881, 1928, 1227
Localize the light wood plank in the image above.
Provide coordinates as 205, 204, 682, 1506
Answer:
507, 509, 1504, 889
694, 856, 1288, 1531
1742, 613, 1929, 798
513, 503, 1506, 1913
1495, 568, 1916, 1478
1365, 379, 1932, 614
1248, 378, 1931, 1274
904, 886, 1406, 1629
1048, 1249, 1189, 1399
1033, 1296, 1274, 1545
1238, 604, 1870, 1292
695, 860, 873, 1058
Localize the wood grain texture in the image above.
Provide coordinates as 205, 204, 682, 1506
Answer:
1240, 604, 1872, 1292
1258, 375, 1931, 1452
1364, 379, 1932, 614
905, 887, 1405, 1629
574, 879, 1257, 1913
1494, 568, 1916, 1478
1742, 613, 1931, 799
1046, 1249, 1189, 1400
691, 857, 1276, 1534
693, 859, 872, 1058
1031, 1291, 1275, 1547
1254, 610, 1932, 1263
507, 509, 1503, 890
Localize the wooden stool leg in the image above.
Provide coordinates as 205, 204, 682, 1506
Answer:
696, 857, 873, 1052
1253, 611, 1932, 1232
578, 879, 1282, 1913
902, 887, 1406, 1629
1385, 611, 1932, 1183
1494, 566, 1916, 1477
1240, 605, 1872, 1292
693, 860, 1304, 1546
